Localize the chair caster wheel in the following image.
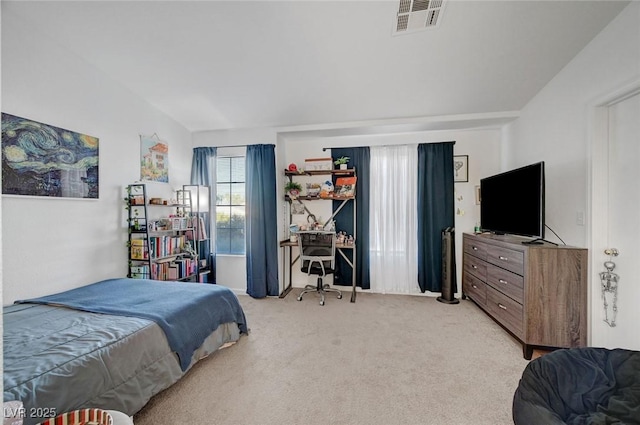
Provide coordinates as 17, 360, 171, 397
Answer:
297, 296, 302, 301
320, 301, 325, 306
337, 294, 342, 299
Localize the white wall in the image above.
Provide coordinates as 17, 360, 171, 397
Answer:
503, 3, 639, 248
280, 128, 502, 295
192, 126, 501, 296
1, 11, 192, 304
192, 128, 278, 148
502, 3, 640, 347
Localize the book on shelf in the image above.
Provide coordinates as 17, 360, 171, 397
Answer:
188, 216, 208, 240
167, 264, 179, 281
130, 265, 149, 279
130, 239, 147, 260
198, 216, 208, 239
333, 176, 357, 198
148, 235, 186, 259
149, 257, 196, 281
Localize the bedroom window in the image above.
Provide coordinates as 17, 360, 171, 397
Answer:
216, 156, 246, 255
369, 145, 419, 294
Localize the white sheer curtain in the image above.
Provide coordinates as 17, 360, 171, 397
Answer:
369, 144, 419, 294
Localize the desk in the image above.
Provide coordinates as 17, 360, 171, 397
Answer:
279, 239, 357, 302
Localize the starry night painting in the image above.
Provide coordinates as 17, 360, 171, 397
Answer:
2, 113, 99, 199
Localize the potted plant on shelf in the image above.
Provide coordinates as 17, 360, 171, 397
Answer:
285, 181, 302, 197
334, 156, 350, 170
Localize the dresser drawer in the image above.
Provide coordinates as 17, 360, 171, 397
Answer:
487, 267, 524, 304
486, 245, 524, 275
462, 233, 588, 360
463, 253, 487, 281
463, 272, 487, 306
487, 286, 523, 338
463, 237, 487, 261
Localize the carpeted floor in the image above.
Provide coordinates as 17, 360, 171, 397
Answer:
134, 290, 529, 425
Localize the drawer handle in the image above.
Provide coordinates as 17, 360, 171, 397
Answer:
499, 256, 508, 261
472, 246, 478, 251
472, 284, 478, 289
472, 265, 478, 269
498, 303, 507, 310
499, 279, 508, 284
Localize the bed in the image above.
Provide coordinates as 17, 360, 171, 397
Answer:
3, 278, 248, 425
512, 347, 640, 424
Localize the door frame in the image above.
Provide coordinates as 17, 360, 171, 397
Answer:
588, 77, 640, 346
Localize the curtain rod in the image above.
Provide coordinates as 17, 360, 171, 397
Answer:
196, 144, 248, 149
195, 143, 278, 149
199, 141, 456, 151
322, 141, 456, 151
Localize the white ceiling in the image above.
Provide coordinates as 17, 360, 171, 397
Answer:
2, 1, 629, 134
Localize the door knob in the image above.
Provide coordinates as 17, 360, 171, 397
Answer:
604, 248, 619, 256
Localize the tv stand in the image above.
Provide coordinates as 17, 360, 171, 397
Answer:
462, 233, 587, 359
522, 238, 557, 246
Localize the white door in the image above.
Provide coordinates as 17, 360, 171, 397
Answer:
591, 89, 640, 350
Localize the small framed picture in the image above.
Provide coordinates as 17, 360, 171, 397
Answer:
291, 203, 306, 215
454, 155, 469, 183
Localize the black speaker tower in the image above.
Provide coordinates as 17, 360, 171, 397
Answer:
437, 227, 459, 304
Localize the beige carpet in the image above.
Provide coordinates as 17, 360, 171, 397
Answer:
134, 290, 529, 425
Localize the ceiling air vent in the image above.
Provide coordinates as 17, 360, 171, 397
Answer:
394, 0, 446, 35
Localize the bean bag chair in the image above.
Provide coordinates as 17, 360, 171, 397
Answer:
513, 347, 640, 425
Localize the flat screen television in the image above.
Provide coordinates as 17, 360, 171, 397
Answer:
480, 161, 545, 239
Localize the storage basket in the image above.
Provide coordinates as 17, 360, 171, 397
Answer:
304, 158, 333, 171
306, 183, 321, 197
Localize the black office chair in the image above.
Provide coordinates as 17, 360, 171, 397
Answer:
296, 230, 342, 306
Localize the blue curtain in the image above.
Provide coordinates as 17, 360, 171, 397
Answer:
191, 147, 217, 186
332, 147, 370, 290
245, 144, 279, 298
191, 147, 217, 283
417, 142, 455, 293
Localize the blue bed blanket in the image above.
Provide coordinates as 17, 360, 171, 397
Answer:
17, 278, 248, 371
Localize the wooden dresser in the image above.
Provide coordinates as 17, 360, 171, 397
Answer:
462, 233, 588, 359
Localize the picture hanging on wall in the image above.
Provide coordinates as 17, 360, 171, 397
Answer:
454, 155, 469, 183
1, 112, 99, 199
140, 134, 169, 183
291, 202, 306, 215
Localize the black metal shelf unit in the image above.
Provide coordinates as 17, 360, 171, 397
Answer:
181, 185, 212, 283
126, 183, 198, 281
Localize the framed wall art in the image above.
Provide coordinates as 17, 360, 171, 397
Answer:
1, 113, 99, 199
140, 134, 169, 183
454, 155, 468, 183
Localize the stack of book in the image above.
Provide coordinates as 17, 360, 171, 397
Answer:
151, 257, 197, 280
148, 235, 186, 258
